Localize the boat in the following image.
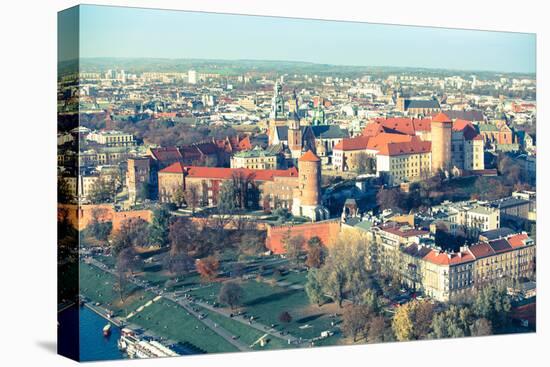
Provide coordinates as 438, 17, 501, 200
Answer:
103, 323, 112, 336
117, 328, 179, 359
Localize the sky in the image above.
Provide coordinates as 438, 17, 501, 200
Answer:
65, 4, 536, 73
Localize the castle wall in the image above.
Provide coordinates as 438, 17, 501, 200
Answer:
265, 220, 341, 254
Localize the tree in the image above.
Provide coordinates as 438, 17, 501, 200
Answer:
87, 208, 112, 242
279, 311, 292, 324
111, 217, 150, 256
239, 230, 265, 256
163, 252, 194, 277
58, 177, 74, 204
367, 316, 386, 343
392, 302, 415, 341
317, 232, 371, 307
284, 235, 305, 265
218, 281, 244, 309
115, 247, 142, 302
168, 217, 205, 257
342, 304, 371, 342
472, 285, 511, 328
172, 186, 186, 208
196, 255, 220, 282
412, 300, 434, 339
431, 305, 469, 339
351, 152, 375, 174
183, 184, 200, 214
470, 318, 493, 337
149, 205, 171, 247
89, 177, 116, 204
305, 236, 325, 268
376, 187, 403, 212
305, 268, 325, 307
218, 180, 237, 214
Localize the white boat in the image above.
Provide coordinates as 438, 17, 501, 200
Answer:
103, 323, 111, 336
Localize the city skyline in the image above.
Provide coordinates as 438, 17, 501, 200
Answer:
72, 5, 536, 74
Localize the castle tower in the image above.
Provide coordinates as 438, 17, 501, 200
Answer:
127, 157, 151, 203
292, 150, 328, 221
287, 90, 302, 159
431, 112, 453, 174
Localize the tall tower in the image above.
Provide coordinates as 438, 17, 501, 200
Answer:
292, 150, 328, 221
431, 112, 452, 174
287, 90, 302, 159
269, 82, 285, 121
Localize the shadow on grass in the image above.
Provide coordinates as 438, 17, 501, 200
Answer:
295, 313, 324, 324
245, 289, 299, 307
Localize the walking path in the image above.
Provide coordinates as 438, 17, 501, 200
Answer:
85, 258, 249, 351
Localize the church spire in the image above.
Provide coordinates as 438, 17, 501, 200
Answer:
269, 81, 285, 120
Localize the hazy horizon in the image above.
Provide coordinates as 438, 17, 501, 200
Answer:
59, 5, 536, 74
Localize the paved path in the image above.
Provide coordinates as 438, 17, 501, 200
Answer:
85, 258, 249, 351
192, 298, 302, 346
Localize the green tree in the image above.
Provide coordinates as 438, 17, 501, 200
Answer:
149, 205, 171, 247
305, 268, 325, 307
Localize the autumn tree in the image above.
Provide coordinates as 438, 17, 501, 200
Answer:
218, 281, 244, 309
305, 236, 325, 268
367, 316, 386, 343
111, 217, 150, 256
342, 304, 371, 342
196, 255, 220, 282
284, 235, 305, 265
168, 217, 205, 257
470, 318, 493, 337
392, 302, 415, 341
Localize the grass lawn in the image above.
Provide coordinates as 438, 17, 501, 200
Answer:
194, 305, 290, 351
189, 278, 340, 341
79, 262, 238, 354
79, 262, 147, 317
134, 299, 238, 354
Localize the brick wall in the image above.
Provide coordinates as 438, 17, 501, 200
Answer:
265, 219, 341, 254
58, 204, 153, 231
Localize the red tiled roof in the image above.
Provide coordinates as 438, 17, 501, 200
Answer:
378, 138, 431, 156
299, 150, 320, 162
159, 163, 298, 182
334, 135, 370, 151
363, 118, 432, 137
507, 233, 530, 248
149, 146, 183, 162
468, 242, 495, 259
423, 249, 474, 266
432, 112, 452, 123
366, 133, 412, 151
